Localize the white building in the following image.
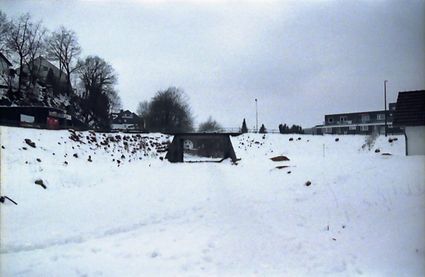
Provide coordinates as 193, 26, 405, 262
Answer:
111, 110, 141, 131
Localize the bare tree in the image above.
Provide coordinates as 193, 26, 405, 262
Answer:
25, 23, 47, 88
135, 100, 150, 130
0, 10, 9, 53
107, 87, 122, 114
136, 100, 149, 118
5, 13, 46, 96
78, 55, 117, 97
47, 26, 81, 92
77, 55, 119, 128
198, 116, 222, 133
144, 87, 194, 133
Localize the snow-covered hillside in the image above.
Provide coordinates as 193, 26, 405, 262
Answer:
1, 127, 424, 276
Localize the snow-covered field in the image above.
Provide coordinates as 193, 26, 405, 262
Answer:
1, 126, 424, 276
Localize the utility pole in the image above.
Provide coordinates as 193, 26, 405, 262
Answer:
384, 80, 388, 137
255, 98, 258, 133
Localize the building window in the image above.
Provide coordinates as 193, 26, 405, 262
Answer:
360, 125, 369, 131
325, 127, 332, 133
377, 114, 385, 120
328, 118, 334, 124
349, 126, 356, 130
340, 116, 348, 123
361, 114, 370, 122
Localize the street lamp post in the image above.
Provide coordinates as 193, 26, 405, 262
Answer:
384, 80, 388, 137
255, 98, 258, 133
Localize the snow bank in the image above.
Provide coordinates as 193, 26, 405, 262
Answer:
1, 127, 424, 276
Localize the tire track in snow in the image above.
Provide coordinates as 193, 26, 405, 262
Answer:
1, 205, 202, 254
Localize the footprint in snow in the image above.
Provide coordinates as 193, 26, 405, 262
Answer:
150, 251, 160, 258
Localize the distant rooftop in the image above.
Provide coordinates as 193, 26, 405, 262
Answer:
325, 103, 396, 117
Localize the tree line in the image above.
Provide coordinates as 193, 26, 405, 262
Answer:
1, 11, 304, 133
239, 119, 304, 134
0, 10, 121, 129
134, 92, 304, 134
136, 87, 227, 134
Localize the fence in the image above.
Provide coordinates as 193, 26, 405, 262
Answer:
211, 127, 282, 134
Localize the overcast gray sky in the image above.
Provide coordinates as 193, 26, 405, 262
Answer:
2, 0, 424, 129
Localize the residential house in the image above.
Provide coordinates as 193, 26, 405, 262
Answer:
315, 104, 401, 135
21, 56, 68, 84
111, 110, 142, 131
0, 52, 12, 74
393, 90, 425, 155
0, 52, 15, 88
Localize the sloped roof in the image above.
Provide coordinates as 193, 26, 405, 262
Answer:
0, 52, 12, 66
111, 110, 140, 124
393, 90, 425, 126
33, 56, 66, 75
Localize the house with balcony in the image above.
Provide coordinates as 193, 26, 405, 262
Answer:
111, 110, 142, 131
315, 103, 402, 135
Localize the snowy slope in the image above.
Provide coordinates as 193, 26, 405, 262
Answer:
1, 127, 424, 276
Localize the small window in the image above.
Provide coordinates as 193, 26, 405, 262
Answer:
325, 127, 332, 133
360, 125, 369, 131
377, 114, 385, 120
340, 116, 348, 122
20, 114, 35, 123
361, 114, 370, 122
349, 126, 356, 130
328, 118, 334, 123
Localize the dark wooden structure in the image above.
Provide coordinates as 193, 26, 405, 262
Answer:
393, 90, 425, 155
0, 106, 86, 129
393, 90, 425, 127
165, 133, 239, 163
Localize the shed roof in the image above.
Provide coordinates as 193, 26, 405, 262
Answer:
393, 90, 425, 126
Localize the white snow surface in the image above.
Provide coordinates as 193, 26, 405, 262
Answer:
1, 127, 424, 276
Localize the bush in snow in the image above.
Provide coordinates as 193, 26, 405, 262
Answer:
362, 131, 378, 151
